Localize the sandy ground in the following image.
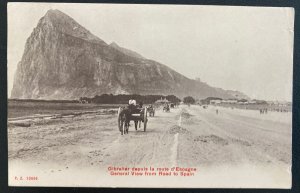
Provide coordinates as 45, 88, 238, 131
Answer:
8, 105, 292, 188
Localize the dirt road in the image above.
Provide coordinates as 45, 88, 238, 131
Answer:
8, 105, 292, 187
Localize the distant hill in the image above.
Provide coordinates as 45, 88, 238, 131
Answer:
11, 9, 249, 100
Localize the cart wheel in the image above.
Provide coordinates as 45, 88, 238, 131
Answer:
118, 118, 123, 134
144, 107, 147, 132
122, 122, 125, 135
117, 107, 121, 115
117, 107, 122, 132
125, 122, 129, 134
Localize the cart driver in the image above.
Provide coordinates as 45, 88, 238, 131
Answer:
128, 99, 139, 114
129, 99, 136, 106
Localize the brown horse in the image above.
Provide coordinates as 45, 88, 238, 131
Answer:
118, 106, 144, 134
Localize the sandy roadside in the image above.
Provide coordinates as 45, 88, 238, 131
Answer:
8, 105, 292, 188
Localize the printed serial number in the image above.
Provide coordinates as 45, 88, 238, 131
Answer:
14, 176, 38, 180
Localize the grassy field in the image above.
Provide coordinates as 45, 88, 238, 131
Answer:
8, 100, 122, 118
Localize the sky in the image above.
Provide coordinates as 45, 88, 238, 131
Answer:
7, 3, 294, 101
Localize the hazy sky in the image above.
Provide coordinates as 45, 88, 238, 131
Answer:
7, 3, 294, 101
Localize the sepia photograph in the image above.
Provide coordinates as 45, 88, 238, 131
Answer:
7, 3, 294, 188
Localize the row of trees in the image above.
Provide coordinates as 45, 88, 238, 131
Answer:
80, 94, 181, 104
183, 96, 196, 104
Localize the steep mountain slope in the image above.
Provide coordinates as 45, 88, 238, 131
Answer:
11, 9, 247, 100
109, 42, 145, 59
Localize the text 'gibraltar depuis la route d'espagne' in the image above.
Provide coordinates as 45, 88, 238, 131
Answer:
107, 166, 197, 176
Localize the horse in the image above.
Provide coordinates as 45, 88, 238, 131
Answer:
118, 106, 145, 135
118, 107, 130, 135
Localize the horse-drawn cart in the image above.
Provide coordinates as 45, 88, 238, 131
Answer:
163, 105, 170, 112
117, 107, 148, 135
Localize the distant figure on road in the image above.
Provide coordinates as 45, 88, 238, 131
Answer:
163, 103, 170, 112
216, 109, 219, 115
259, 108, 268, 114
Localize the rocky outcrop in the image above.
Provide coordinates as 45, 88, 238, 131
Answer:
11, 9, 247, 100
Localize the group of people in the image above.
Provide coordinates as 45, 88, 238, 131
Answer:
259, 108, 268, 114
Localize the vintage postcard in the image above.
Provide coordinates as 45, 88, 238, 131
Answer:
7, 3, 294, 188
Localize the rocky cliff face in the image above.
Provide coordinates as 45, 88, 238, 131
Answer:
11, 9, 247, 100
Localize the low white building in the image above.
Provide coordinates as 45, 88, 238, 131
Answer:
210, 99, 222, 105
222, 99, 238, 104
249, 100, 257, 104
